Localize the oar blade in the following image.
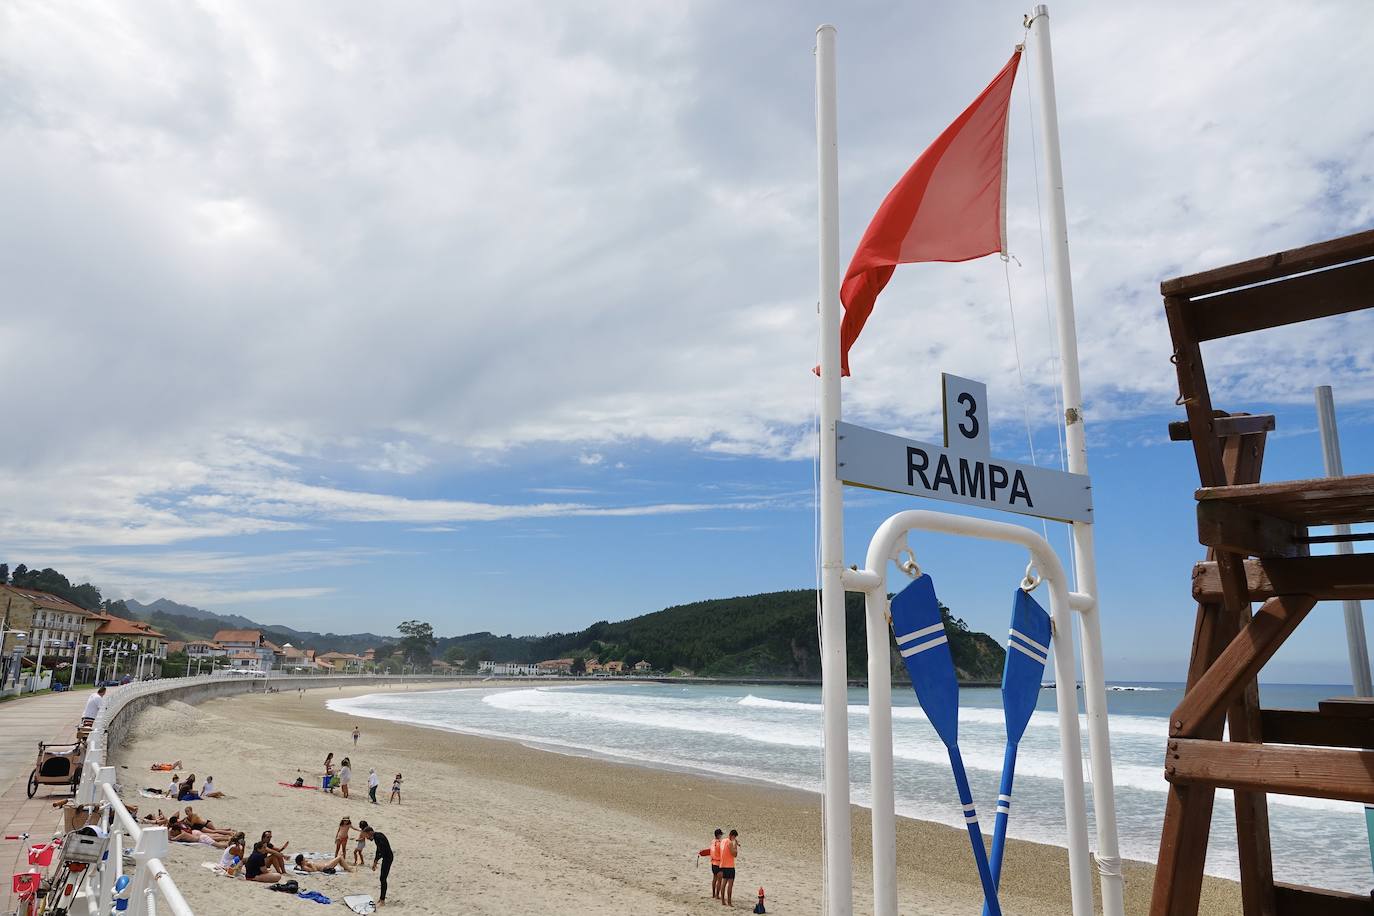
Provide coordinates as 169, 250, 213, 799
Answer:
1002, 587, 1051, 745
890, 574, 960, 747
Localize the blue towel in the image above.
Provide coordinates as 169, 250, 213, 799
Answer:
298, 891, 331, 904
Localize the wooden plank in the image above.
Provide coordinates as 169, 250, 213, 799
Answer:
1319, 697, 1374, 718
1197, 501, 1302, 558
1172, 595, 1317, 737
1168, 414, 1275, 441
1161, 228, 1374, 298
1187, 256, 1374, 341
1261, 709, 1374, 749
1192, 555, 1374, 602
1195, 473, 1374, 528
1228, 673, 1276, 915
1274, 881, 1374, 915
1166, 738, 1374, 803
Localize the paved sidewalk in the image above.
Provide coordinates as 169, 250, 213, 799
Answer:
0, 688, 93, 910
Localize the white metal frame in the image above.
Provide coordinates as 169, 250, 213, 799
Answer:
814, 7, 1123, 914
840, 510, 1121, 915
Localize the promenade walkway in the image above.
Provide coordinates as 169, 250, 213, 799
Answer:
0, 688, 93, 910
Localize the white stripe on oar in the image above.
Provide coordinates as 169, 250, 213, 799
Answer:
962, 803, 976, 812
964, 813, 979, 824
998, 794, 1012, 803
1009, 628, 1049, 655
895, 621, 945, 645
1009, 640, 1048, 666
900, 635, 949, 658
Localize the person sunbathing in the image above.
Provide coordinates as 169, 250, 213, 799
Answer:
294, 852, 352, 874
149, 761, 183, 771
166, 816, 230, 848
182, 806, 216, 831
260, 830, 290, 872
140, 810, 167, 826
201, 776, 225, 798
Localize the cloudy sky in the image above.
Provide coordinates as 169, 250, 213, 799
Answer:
2, 0, 1372, 680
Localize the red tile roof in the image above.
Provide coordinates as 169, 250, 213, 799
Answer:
212, 629, 262, 645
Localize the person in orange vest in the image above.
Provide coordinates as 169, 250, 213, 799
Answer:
697, 828, 724, 899
719, 829, 740, 907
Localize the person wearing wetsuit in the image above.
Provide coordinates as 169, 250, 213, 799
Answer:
363, 826, 394, 907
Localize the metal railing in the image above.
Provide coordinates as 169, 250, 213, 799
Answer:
75, 675, 209, 916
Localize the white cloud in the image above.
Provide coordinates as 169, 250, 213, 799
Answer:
0, 0, 1370, 567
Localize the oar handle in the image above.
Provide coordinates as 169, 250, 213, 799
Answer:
982, 742, 1019, 916
948, 746, 1001, 916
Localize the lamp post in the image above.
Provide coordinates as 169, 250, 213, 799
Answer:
33, 636, 55, 690
70, 644, 91, 688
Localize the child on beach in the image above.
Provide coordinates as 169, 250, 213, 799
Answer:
353, 820, 369, 866
389, 773, 402, 804
334, 817, 353, 860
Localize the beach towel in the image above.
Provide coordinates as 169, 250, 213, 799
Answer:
199, 862, 235, 878
277, 781, 318, 790
139, 789, 166, 798
342, 895, 377, 914
298, 891, 331, 904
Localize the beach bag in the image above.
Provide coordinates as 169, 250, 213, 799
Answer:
269, 879, 300, 893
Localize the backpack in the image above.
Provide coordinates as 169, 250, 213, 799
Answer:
269, 879, 300, 893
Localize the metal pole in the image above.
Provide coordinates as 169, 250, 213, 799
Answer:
95, 646, 104, 687
816, 23, 853, 916
1027, 7, 1124, 915
1315, 385, 1372, 695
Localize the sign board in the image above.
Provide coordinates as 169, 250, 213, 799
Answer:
836, 374, 1093, 523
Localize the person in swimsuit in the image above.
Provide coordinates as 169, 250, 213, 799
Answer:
389, 773, 401, 804
362, 826, 394, 908
294, 852, 352, 874
323, 753, 335, 793
719, 830, 740, 907
260, 830, 290, 872
708, 828, 725, 899
353, 820, 369, 866
352, 726, 360, 746
334, 817, 353, 860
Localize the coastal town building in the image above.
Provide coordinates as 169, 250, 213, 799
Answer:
633, 660, 653, 673
0, 584, 91, 686
603, 660, 624, 674
183, 640, 226, 660
212, 629, 277, 671
87, 612, 168, 680
585, 660, 603, 674
537, 658, 575, 674
318, 651, 366, 673
478, 661, 541, 676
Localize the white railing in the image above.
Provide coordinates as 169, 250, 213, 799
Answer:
71, 671, 460, 914
75, 675, 212, 916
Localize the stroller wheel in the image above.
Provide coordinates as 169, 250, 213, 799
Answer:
28, 768, 39, 798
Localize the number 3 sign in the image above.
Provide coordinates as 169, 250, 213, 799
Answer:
942, 375, 989, 458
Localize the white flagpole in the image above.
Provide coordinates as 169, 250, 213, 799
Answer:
815, 23, 853, 916
1027, 7, 1125, 916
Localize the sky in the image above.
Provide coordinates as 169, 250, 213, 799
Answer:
2, 0, 1372, 682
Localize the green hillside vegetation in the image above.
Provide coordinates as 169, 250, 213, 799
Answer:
2, 562, 1004, 682
435, 589, 1005, 683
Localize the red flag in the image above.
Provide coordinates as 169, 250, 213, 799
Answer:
838, 50, 1021, 375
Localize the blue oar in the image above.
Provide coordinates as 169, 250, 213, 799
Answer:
982, 587, 1053, 916
890, 574, 1001, 916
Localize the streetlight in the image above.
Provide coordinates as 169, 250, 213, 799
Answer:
33, 637, 63, 691
69, 644, 91, 688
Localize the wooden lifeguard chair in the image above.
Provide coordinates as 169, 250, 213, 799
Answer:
1150, 229, 1374, 915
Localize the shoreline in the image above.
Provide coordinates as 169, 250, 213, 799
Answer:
117, 684, 1241, 914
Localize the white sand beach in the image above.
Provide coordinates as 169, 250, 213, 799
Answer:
114, 686, 1241, 914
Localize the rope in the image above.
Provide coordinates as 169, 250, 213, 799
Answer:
1003, 258, 1052, 545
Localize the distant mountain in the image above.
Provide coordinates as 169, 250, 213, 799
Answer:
122, 598, 392, 655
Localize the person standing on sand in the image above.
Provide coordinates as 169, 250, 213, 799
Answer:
368, 768, 380, 804
389, 773, 402, 804
697, 828, 724, 899
339, 757, 352, 798
353, 725, 360, 746
362, 825, 394, 908
324, 752, 335, 793
719, 830, 739, 907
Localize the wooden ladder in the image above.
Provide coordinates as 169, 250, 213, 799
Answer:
1150, 230, 1374, 916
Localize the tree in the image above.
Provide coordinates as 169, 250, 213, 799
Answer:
443, 645, 467, 665
476, 648, 493, 663
0, 563, 8, 584
570, 656, 586, 676
396, 620, 436, 665
11, 564, 27, 583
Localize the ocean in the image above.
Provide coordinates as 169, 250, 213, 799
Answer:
330, 680, 1371, 892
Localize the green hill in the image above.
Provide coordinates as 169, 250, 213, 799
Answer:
437, 589, 1005, 683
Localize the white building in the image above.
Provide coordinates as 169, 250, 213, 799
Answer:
478, 661, 542, 676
